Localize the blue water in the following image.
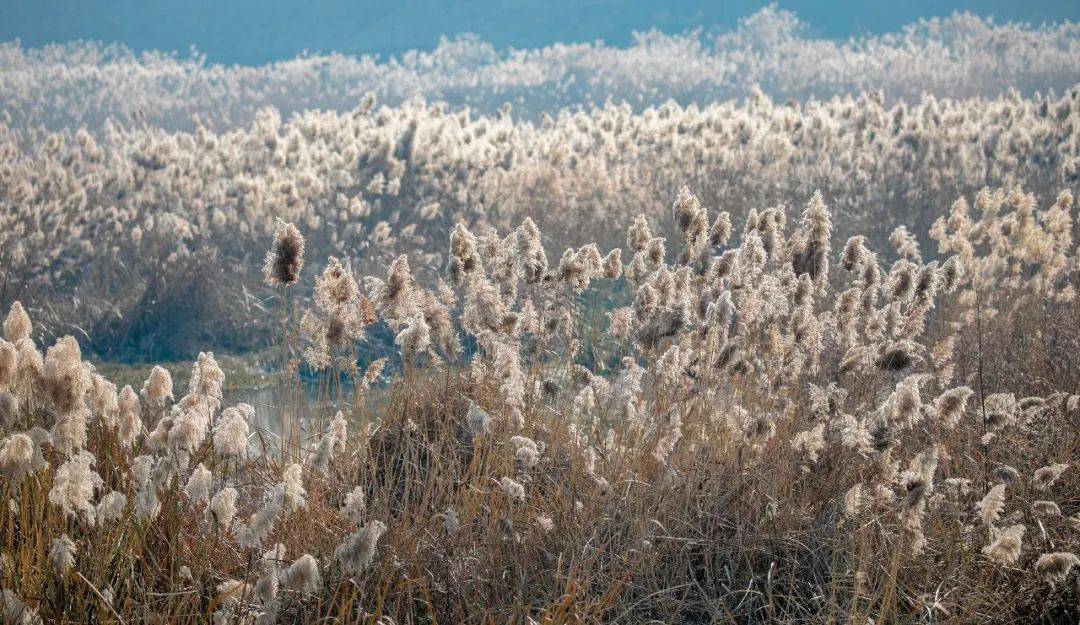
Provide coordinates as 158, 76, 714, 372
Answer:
3, 1, 1079, 66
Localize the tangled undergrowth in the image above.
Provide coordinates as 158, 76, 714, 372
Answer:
1, 185, 1078, 623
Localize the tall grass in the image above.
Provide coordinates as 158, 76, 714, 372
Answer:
1, 185, 1077, 623
3, 85, 1079, 357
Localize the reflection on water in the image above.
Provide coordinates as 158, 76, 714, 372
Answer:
225, 385, 322, 441
222, 383, 371, 451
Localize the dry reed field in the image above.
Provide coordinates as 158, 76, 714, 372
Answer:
1, 7, 1079, 625
2, 185, 1078, 623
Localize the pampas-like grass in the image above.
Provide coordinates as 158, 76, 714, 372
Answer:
933, 386, 973, 428
843, 484, 865, 519
336, 521, 387, 574
0, 345, 16, 395
280, 554, 322, 596
214, 406, 251, 458
1034, 552, 1079, 584
993, 465, 1020, 484
47, 450, 103, 525
236, 484, 286, 549
1032, 500, 1062, 517
209, 486, 239, 530
499, 476, 526, 503
140, 366, 174, 408
982, 525, 1026, 566
1032, 463, 1069, 490
49, 534, 76, 579
1, 183, 1079, 623
263, 219, 306, 288
2, 302, 32, 343
0, 433, 34, 481
977, 484, 1007, 526
340, 486, 366, 525
117, 385, 141, 448
466, 402, 491, 438
95, 491, 127, 522
184, 463, 213, 504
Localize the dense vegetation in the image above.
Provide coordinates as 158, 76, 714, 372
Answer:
2, 86, 1079, 359
1, 8, 1078, 624
2, 183, 1079, 623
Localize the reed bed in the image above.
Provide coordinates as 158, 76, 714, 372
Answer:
3, 8, 1079, 130
3, 83, 1080, 357
1, 184, 1077, 623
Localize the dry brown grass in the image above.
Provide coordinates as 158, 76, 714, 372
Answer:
1, 186, 1078, 624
